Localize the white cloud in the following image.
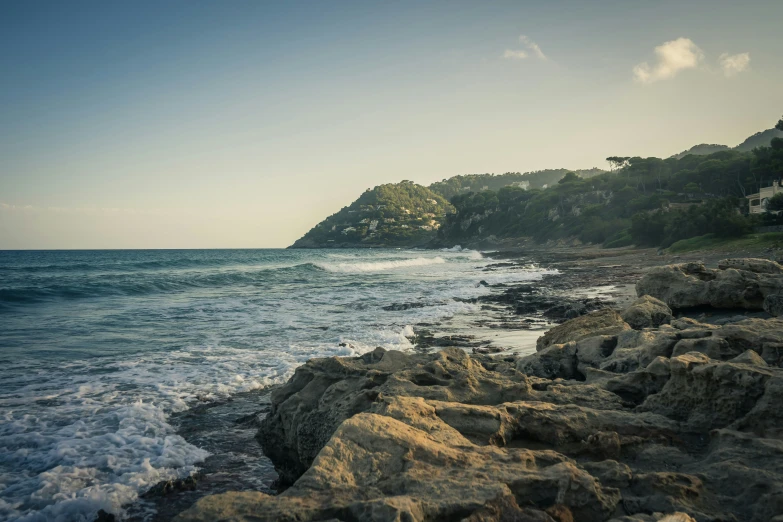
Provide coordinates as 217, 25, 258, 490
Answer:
719, 52, 750, 76
503, 35, 547, 62
633, 37, 704, 84
503, 49, 528, 60
519, 35, 547, 61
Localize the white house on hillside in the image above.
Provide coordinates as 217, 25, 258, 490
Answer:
746, 180, 782, 214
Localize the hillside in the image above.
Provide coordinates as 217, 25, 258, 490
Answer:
289, 181, 454, 248
437, 137, 783, 250
669, 144, 730, 160
428, 168, 605, 200
670, 127, 783, 159
735, 128, 783, 151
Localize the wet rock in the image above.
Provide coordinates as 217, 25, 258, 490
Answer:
622, 296, 672, 330
142, 475, 200, 498
472, 346, 505, 354
382, 301, 428, 311
93, 510, 116, 522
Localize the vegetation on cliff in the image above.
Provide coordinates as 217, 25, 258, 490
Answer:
428, 168, 606, 200
290, 181, 453, 247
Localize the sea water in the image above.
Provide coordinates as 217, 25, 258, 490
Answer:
0, 248, 556, 521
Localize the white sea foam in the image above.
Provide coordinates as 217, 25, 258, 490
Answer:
316, 256, 447, 273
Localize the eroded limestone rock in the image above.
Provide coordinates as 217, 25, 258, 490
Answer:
622, 295, 672, 330
636, 260, 783, 310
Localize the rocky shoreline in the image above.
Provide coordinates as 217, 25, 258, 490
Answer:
170, 255, 783, 521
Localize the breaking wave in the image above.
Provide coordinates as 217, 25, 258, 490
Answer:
315, 256, 447, 273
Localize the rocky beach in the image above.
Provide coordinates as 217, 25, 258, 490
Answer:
155, 246, 783, 522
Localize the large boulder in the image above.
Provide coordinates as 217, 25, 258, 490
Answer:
536, 309, 631, 351
622, 296, 672, 330
179, 401, 622, 522
257, 347, 623, 486
636, 260, 783, 310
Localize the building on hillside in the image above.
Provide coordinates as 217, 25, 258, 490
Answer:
746, 180, 782, 214
369, 220, 379, 231
341, 227, 356, 235
427, 198, 438, 205
510, 181, 530, 190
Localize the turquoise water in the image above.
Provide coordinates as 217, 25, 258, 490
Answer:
0, 248, 554, 521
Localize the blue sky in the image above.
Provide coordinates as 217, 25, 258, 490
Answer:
1, 0, 781, 248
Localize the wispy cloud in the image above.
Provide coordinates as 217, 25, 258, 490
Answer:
503, 35, 547, 61
633, 37, 704, 84
503, 49, 528, 60
719, 52, 751, 77
519, 35, 547, 61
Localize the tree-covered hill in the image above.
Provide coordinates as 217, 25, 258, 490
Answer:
437, 126, 783, 249
290, 118, 783, 250
670, 127, 783, 159
427, 168, 605, 200
289, 181, 454, 248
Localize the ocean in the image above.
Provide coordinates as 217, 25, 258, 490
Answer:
0, 248, 557, 521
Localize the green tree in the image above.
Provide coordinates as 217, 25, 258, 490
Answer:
558, 172, 580, 184
776, 116, 783, 132
768, 193, 783, 212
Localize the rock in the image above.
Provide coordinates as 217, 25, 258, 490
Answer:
639, 353, 773, 431
609, 514, 696, 522
622, 472, 708, 519
178, 258, 783, 522
581, 460, 633, 489
142, 475, 199, 498
718, 257, 783, 274
622, 296, 672, 330
518, 342, 578, 380
93, 511, 116, 522
761, 342, 783, 367
730, 350, 768, 367
764, 293, 783, 316
604, 357, 671, 405
636, 260, 783, 310
257, 347, 538, 485
670, 337, 738, 360
536, 309, 631, 351
177, 410, 621, 522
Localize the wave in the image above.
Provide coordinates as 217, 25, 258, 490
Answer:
315, 257, 447, 273
0, 263, 326, 305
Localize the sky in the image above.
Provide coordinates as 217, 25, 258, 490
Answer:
1, 0, 782, 249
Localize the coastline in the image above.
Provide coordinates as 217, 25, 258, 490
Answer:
130, 244, 783, 521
